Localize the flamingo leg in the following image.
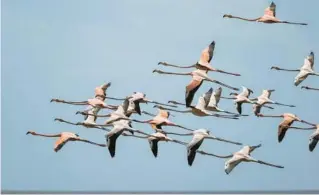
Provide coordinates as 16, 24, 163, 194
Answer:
272, 102, 295, 107
152, 69, 192, 76
254, 159, 284, 169
279, 21, 307, 26
76, 111, 111, 118
215, 69, 241, 76
270, 66, 300, 72
302, 86, 319, 91
287, 126, 316, 130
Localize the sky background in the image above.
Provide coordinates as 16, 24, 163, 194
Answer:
1, 0, 319, 192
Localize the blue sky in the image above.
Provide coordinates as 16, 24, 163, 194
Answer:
1, 0, 319, 192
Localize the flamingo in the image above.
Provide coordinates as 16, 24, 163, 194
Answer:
54, 118, 110, 131
26, 131, 106, 152
152, 69, 239, 107
223, 2, 307, 25
132, 108, 195, 132
158, 41, 241, 76
252, 89, 295, 116
271, 52, 317, 86
257, 113, 314, 142
50, 97, 117, 110
163, 129, 242, 166
224, 144, 284, 175
301, 86, 319, 91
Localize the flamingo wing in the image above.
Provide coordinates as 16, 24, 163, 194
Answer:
278, 119, 294, 143
203, 87, 213, 107
302, 52, 315, 70
148, 138, 159, 157
264, 2, 276, 17
187, 134, 205, 166
54, 137, 70, 152
185, 79, 204, 107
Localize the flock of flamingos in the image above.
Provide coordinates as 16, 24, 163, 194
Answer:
27, 2, 318, 175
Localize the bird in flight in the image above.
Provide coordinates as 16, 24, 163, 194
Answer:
26, 131, 106, 152
158, 41, 241, 76
271, 52, 317, 86
224, 144, 284, 175
223, 2, 307, 25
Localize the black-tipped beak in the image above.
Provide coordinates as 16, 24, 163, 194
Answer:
26, 132, 30, 135
75, 111, 81, 115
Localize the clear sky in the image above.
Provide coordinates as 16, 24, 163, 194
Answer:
2, 0, 319, 192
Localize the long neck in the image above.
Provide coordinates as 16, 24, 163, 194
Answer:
164, 132, 193, 136
260, 114, 282, 118
231, 16, 259, 22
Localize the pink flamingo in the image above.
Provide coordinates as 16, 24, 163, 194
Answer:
257, 113, 314, 142
26, 131, 106, 152
223, 2, 307, 25
158, 41, 241, 76
271, 52, 318, 86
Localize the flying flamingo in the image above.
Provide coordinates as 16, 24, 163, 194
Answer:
158, 41, 241, 76
26, 131, 106, 152
271, 52, 317, 86
163, 129, 242, 166
301, 86, 319, 91
252, 89, 295, 116
50, 97, 117, 110
257, 113, 314, 142
54, 117, 110, 131
223, 2, 307, 25
152, 69, 239, 107
224, 144, 284, 175
132, 108, 195, 132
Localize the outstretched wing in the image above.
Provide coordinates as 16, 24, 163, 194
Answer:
302, 51, 315, 70
185, 79, 204, 107
278, 119, 294, 143
264, 2, 276, 17
239, 86, 250, 98
198, 41, 215, 65
203, 88, 213, 107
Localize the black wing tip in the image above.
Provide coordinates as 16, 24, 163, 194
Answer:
109, 150, 116, 158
